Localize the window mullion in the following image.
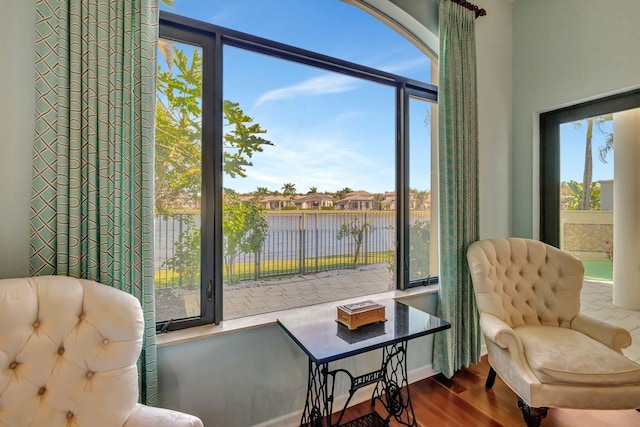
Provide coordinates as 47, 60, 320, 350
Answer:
208, 33, 223, 324
397, 83, 409, 290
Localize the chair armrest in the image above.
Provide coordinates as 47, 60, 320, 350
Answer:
480, 313, 524, 356
571, 313, 631, 353
124, 403, 204, 427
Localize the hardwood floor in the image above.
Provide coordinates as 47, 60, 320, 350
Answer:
340, 356, 640, 427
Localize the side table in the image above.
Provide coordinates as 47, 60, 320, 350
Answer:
277, 299, 450, 426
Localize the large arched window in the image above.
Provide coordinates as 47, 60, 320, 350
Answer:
155, 0, 439, 330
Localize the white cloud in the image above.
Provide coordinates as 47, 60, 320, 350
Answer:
226, 131, 394, 194
255, 73, 359, 106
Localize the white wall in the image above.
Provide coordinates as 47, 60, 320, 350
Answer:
474, 0, 513, 239
512, 0, 640, 238
0, 0, 36, 279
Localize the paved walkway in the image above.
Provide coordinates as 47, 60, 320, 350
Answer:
223, 264, 394, 319
580, 280, 640, 363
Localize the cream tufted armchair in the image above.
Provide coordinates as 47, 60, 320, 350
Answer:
0, 275, 203, 427
467, 238, 640, 427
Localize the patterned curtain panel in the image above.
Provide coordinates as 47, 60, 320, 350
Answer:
433, 0, 481, 378
31, 0, 159, 404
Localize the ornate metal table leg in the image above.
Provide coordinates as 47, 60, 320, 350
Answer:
372, 341, 416, 426
301, 359, 330, 427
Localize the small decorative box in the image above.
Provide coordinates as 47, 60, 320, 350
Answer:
336, 300, 386, 330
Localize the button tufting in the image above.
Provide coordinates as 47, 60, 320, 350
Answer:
103, 339, 109, 345
33, 320, 40, 329
38, 387, 46, 396
58, 347, 65, 355
79, 313, 86, 321
9, 361, 18, 369
86, 371, 94, 378
66, 411, 74, 419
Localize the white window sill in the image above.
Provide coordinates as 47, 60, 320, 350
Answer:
156, 284, 439, 347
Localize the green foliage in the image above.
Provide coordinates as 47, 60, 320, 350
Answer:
334, 187, 353, 201
254, 187, 270, 199
223, 194, 269, 283
157, 42, 273, 286
223, 100, 273, 178
562, 180, 600, 210
155, 44, 272, 215
282, 182, 296, 197
155, 47, 203, 214
408, 220, 431, 280
599, 132, 614, 163
162, 216, 200, 288
337, 216, 373, 268
386, 220, 431, 282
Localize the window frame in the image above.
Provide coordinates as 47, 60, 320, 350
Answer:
157, 10, 438, 331
539, 89, 640, 247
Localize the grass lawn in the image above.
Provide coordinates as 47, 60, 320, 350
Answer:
582, 260, 613, 281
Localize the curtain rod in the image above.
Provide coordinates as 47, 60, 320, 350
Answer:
449, 0, 487, 18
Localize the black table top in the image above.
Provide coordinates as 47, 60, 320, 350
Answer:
277, 299, 450, 364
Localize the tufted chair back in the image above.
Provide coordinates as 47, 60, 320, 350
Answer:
467, 238, 585, 329
0, 276, 143, 427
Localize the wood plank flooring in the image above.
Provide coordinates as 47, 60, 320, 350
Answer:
340, 356, 640, 427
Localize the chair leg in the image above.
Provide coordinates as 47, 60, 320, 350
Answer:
485, 366, 497, 389
517, 397, 548, 427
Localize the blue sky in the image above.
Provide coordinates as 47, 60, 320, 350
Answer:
162, 1, 614, 194
162, 0, 433, 194
560, 119, 614, 184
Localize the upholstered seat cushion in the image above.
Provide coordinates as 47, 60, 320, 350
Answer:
0, 276, 203, 427
516, 325, 640, 386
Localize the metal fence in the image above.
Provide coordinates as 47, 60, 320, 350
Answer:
154, 211, 429, 288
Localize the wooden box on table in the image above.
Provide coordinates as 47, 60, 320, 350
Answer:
336, 300, 386, 330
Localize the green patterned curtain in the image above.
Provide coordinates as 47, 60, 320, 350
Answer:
30, 0, 158, 404
433, 0, 481, 378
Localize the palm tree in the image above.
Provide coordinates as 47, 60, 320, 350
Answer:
308, 186, 318, 194
254, 186, 269, 200
598, 125, 614, 163
334, 187, 353, 201
282, 182, 296, 206
574, 114, 613, 210
282, 182, 296, 196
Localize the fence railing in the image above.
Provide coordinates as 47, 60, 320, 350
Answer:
154, 211, 429, 288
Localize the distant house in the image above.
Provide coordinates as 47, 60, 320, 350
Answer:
294, 193, 334, 210
381, 191, 429, 211
382, 191, 395, 210
334, 190, 380, 211
259, 195, 294, 210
